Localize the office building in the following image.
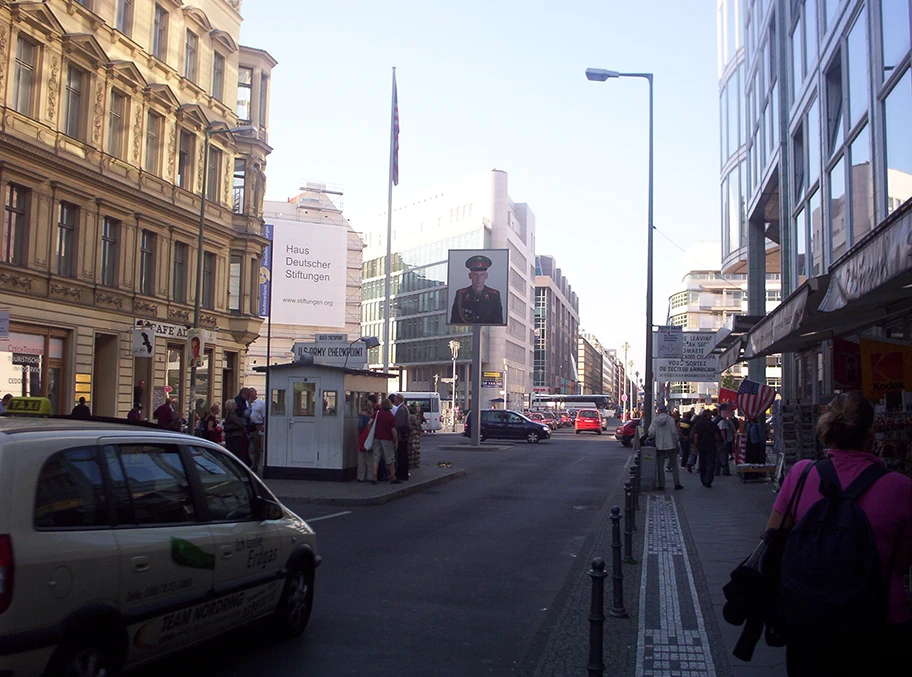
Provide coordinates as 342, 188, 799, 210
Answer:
716, 0, 912, 405
360, 170, 536, 410
0, 0, 274, 416
534, 255, 580, 395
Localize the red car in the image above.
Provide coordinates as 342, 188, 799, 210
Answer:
575, 409, 602, 434
615, 419, 641, 446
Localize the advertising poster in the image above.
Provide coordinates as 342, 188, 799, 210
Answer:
188, 329, 204, 369
446, 249, 509, 326
860, 338, 912, 398
267, 219, 347, 327
258, 223, 273, 318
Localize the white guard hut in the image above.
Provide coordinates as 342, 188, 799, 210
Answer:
258, 335, 391, 481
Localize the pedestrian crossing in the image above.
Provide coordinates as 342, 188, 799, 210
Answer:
636, 495, 716, 677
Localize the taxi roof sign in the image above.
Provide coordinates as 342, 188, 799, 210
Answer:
5, 397, 54, 416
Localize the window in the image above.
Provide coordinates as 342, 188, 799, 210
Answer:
202, 251, 215, 310
259, 74, 269, 125
184, 30, 198, 82
884, 69, 912, 212
293, 382, 316, 417
250, 256, 259, 314
846, 7, 868, 125
850, 125, 873, 242
323, 391, 338, 416
808, 97, 821, 186
882, 0, 910, 71
809, 191, 824, 275
237, 67, 252, 122
825, 58, 844, 153
233, 159, 245, 214
34, 447, 106, 529
173, 241, 187, 303
189, 446, 253, 521
13, 38, 37, 116
206, 147, 221, 202
791, 10, 805, 101
116, 0, 133, 37
100, 217, 119, 287
212, 52, 225, 101
828, 156, 847, 259
795, 206, 807, 279
57, 203, 77, 278
152, 4, 168, 61
228, 254, 242, 311
792, 125, 805, 200
117, 444, 195, 524
64, 66, 85, 139
144, 111, 162, 174
108, 90, 126, 159
177, 129, 193, 189
2, 184, 28, 266
139, 229, 155, 295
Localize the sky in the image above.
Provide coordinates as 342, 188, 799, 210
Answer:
239, 0, 724, 377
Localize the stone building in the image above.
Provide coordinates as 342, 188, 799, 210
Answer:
0, 0, 275, 417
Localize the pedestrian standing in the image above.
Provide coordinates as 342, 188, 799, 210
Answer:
766, 392, 912, 675
71, 397, 91, 419
667, 409, 681, 471
679, 410, 694, 471
371, 398, 399, 485
392, 394, 411, 481
248, 388, 266, 474
204, 404, 223, 444
223, 400, 252, 466
649, 405, 683, 490
153, 397, 175, 429
127, 402, 143, 421
716, 404, 736, 476
692, 409, 722, 488
356, 400, 373, 482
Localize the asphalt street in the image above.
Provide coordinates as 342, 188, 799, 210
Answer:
133, 426, 633, 677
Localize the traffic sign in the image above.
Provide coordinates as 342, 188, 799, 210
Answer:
621, 394, 628, 402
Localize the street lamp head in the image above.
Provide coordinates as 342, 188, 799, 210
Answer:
358, 335, 381, 349
207, 124, 257, 137
585, 68, 620, 82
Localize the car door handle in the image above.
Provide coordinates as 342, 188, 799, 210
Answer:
132, 556, 150, 573
220, 545, 233, 560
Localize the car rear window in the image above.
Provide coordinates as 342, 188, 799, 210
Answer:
579, 411, 598, 419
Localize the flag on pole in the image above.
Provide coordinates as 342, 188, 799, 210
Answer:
391, 70, 399, 186
736, 379, 776, 421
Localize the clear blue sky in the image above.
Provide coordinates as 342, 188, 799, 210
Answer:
240, 0, 722, 377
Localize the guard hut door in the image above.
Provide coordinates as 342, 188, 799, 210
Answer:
289, 379, 320, 466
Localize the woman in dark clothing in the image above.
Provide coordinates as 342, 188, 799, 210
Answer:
205, 403, 223, 444
223, 400, 251, 466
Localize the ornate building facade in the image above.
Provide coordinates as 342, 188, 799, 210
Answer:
0, 0, 275, 417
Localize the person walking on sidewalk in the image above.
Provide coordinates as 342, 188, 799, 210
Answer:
371, 398, 399, 485
716, 404, 736, 476
649, 405, 683, 490
765, 392, 912, 676
679, 410, 695, 471
692, 409, 722, 487
392, 394, 411, 481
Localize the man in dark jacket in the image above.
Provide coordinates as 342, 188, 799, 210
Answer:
691, 409, 722, 488
71, 397, 91, 419
392, 394, 411, 481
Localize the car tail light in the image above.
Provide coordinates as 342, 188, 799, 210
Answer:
0, 534, 12, 614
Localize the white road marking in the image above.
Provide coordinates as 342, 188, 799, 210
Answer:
304, 510, 352, 522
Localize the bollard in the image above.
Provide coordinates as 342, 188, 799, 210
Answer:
629, 464, 640, 519
609, 507, 628, 617
634, 455, 642, 502
623, 482, 635, 563
587, 557, 607, 677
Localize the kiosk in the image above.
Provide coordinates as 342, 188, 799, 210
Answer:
257, 361, 392, 481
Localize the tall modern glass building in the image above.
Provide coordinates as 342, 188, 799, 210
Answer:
361, 171, 537, 410
717, 0, 912, 405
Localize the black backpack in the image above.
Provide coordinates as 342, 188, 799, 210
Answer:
778, 459, 888, 633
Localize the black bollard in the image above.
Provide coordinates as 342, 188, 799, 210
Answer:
623, 482, 635, 563
634, 456, 642, 502
587, 557, 607, 677
609, 507, 628, 618
629, 464, 639, 520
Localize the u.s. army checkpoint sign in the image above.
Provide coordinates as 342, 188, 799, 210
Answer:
654, 332, 719, 381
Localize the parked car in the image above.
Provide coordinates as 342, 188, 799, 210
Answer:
540, 412, 559, 430
557, 411, 572, 428
574, 408, 602, 435
464, 410, 552, 443
0, 397, 320, 677
615, 418, 641, 446
527, 412, 555, 430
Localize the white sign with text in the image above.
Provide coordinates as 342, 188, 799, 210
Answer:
654, 332, 719, 382
269, 219, 347, 327
655, 325, 684, 359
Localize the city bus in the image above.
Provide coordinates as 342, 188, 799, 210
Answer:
397, 392, 442, 431
531, 394, 613, 429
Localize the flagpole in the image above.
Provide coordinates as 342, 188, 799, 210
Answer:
382, 66, 397, 373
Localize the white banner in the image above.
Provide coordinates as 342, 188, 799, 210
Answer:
269, 220, 347, 327
131, 329, 155, 357
655, 332, 719, 382
655, 325, 683, 359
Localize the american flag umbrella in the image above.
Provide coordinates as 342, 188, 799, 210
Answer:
737, 379, 776, 421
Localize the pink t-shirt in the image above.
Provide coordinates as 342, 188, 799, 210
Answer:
773, 451, 912, 624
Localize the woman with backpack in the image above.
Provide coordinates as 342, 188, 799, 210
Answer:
766, 392, 912, 676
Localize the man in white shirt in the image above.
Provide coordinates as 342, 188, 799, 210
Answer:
716, 404, 735, 476
248, 388, 266, 474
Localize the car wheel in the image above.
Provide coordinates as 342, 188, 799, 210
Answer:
575, 430, 580, 434
46, 630, 123, 677
597, 430, 602, 435
269, 561, 315, 639
622, 437, 632, 447
526, 431, 540, 443
479, 434, 487, 442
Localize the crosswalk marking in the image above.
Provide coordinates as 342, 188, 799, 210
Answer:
636, 495, 716, 677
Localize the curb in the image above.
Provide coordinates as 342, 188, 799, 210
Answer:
273, 468, 468, 506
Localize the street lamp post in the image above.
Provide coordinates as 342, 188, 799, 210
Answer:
621, 341, 630, 419
629, 360, 635, 418
189, 124, 256, 431
586, 68, 655, 430
503, 358, 509, 410
449, 340, 460, 431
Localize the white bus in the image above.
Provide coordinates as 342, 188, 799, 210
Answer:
397, 392, 442, 431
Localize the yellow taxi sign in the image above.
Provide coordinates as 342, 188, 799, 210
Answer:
5, 397, 54, 416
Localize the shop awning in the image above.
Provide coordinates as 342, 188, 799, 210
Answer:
743, 276, 830, 359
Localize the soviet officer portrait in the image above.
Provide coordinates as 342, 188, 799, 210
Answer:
449, 255, 505, 324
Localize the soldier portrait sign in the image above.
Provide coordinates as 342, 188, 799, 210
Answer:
446, 249, 509, 326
